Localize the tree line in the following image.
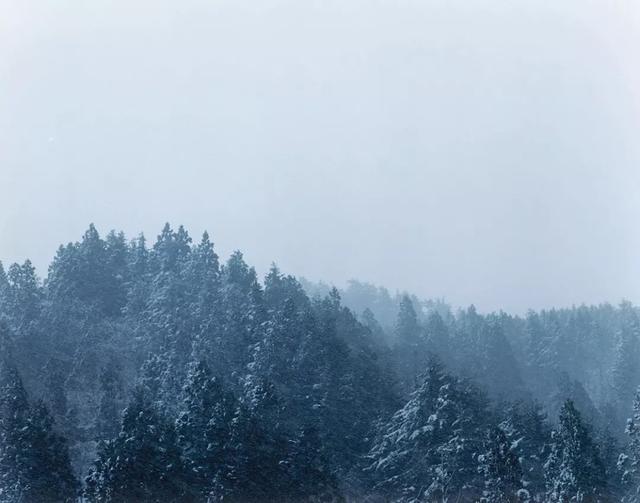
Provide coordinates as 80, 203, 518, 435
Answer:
0, 223, 639, 502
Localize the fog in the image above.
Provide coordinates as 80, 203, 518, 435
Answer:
2, 0, 639, 313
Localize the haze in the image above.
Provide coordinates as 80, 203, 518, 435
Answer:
2, 0, 640, 313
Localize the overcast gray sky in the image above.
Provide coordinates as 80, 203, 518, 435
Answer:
1, 0, 639, 313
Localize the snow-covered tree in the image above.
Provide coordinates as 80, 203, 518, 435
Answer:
500, 400, 551, 499
393, 295, 427, 394
176, 361, 235, 501
613, 303, 640, 410
85, 388, 188, 502
96, 360, 123, 440
0, 224, 636, 501
0, 363, 78, 503
477, 426, 524, 502
368, 358, 490, 502
619, 387, 640, 502
544, 400, 607, 502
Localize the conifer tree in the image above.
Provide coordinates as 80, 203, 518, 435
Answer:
478, 318, 526, 401
544, 400, 607, 502
186, 232, 220, 339
2, 224, 638, 501
393, 295, 425, 393
286, 426, 344, 502
176, 361, 235, 501
213, 404, 288, 502
619, 387, 640, 502
478, 426, 524, 502
5, 260, 41, 334
500, 400, 551, 498
43, 358, 68, 420
613, 303, 640, 410
96, 360, 123, 440
0, 363, 31, 502
425, 310, 451, 364
361, 307, 387, 346
20, 401, 79, 503
85, 388, 188, 502
125, 233, 150, 315
0, 363, 78, 503
0, 262, 9, 314
369, 358, 490, 502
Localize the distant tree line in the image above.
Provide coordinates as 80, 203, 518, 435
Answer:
0, 223, 639, 502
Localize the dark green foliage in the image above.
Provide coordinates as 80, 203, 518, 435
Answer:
286, 427, 344, 502
0, 262, 8, 309
96, 360, 123, 440
477, 318, 526, 401
43, 358, 68, 420
619, 388, 640, 502
0, 363, 78, 503
176, 361, 235, 501
85, 389, 189, 503
368, 358, 491, 502
4, 260, 41, 333
393, 295, 427, 394
1, 224, 638, 501
215, 404, 290, 502
613, 303, 640, 411
500, 400, 551, 497
46, 224, 126, 317
425, 310, 451, 364
544, 400, 607, 502
478, 426, 524, 502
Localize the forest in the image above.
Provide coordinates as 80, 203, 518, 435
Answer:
1, 223, 639, 502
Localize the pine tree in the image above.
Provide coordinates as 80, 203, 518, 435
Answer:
151, 223, 192, 274
478, 318, 526, 401
85, 388, 188, 502
597, 428, 622, 500
0, 262, 9, 314
0, 363, 78, 503
0, 363, 31, 503
103, 229, 129, 315
139, 353, 174, 408
478, 426, 524, 502
395, 295, 420, 347
176, 361, 235, 501
125, 233, 150, 315
393, 295, 425, 393
96, 360, 123, 440
544, 400, 607, 502
250, 295, 302, 395
20, 401, 79, 502
43, 358, 68, 420
186, 232, 220, 341
425, 310, 451, 364
286, 427, 344, 502
612, 303, 640, 411
214, 404, 289, 502
51, 224, 125, 316
212, 251, 264, 380
361, 307, 387, 345
147, 227, 193, 358
500, 400, 551, 499
619, 387, 640, 502
550, 374, 602, 433
368, 358, 490, 502
524, 311, 556, 388
5, 260, 41, 334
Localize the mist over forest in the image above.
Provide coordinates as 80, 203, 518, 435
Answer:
3, 1, 640, 501
1, 224, 639, 502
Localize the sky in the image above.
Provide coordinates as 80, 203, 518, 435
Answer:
1, 0, 640, 314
